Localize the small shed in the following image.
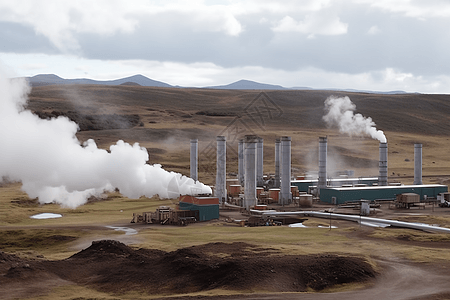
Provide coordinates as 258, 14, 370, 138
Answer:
397, 193, 420, 204
178, 195, 219, 221
179, 201, 219, 221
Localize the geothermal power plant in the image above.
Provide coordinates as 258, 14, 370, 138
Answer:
173, 134, 450, 232
200, 135, 447, 206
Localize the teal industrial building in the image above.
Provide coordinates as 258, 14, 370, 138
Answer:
291, 177, 379, 193
319, 184, 448, 205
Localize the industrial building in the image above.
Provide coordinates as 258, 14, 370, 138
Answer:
291, 177, 379, 193
319, 184, 448, 205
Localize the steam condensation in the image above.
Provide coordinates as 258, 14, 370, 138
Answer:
0, 69, 211, 208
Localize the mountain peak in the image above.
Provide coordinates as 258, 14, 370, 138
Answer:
206, 79, 286, 90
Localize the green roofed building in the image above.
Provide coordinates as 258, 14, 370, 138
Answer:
179, 201, 219, 221
319, 184, 448, 205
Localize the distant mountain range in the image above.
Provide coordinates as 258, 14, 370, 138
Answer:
25, 74, 408, 94
27, 74, 173, 88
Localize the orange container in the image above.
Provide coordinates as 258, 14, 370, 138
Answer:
269, 188, 280, 201
256, 187, 264, 197
226, 179, 239, 191
229, 185, 241, 197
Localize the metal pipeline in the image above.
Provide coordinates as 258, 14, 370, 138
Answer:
260, 210, 450, 234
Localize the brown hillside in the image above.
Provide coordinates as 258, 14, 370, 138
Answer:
25, 85, 450, 184
27, 85, 450, 136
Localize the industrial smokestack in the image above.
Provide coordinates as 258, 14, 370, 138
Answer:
238, 139, 244, 186
274, 139, 281, 188
257, 137, 263, 187
414, 143, 423, 185
244, 135, 257, 210
318, 137, 327, 192
190, 139, 198, 181
215, 136, 226, 203
378, 142, 388, 186
279, 136, 291, 205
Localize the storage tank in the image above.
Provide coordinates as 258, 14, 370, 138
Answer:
229, 185, 241, 197
299, 194, 313, 207
269, 188, 280, 201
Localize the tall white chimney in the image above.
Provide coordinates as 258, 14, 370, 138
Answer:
414, 143, 423, 185
238, 139, 244, 186
279, 136, 291, 205
190, 139, 198, 181
274, 138, 281, 188
215, 136, 226, 203
318, 137, 327, 193
244, 135, 257, 210
257, 137, 264, 187
378, 142, 388, 186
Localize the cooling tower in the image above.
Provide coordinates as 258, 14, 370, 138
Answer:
190, 139, 198, 181
279, 136, 291, 205
244, 135, 257, 210
318, 137, 327, 192
257, 137, 264, 187
414, 143, 423, 185
378, 142, 388, 186
215, 136, 226, 203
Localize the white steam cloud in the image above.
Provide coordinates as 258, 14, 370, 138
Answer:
322, 96, 387, 143
0, 69, 211, 208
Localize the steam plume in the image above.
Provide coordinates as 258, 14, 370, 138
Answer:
0, 68, 211, 208
322, 96, 386, 143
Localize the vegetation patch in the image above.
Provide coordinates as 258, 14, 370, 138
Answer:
0, 229, 79, 252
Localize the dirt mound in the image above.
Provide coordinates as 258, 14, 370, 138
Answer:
40, 240, 375, 295
69, 239, 140, 260
1, 241, 376, 297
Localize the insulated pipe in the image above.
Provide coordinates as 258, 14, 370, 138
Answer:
238, 139, 244, 186
190, 139, 198, 181
215, 136, 226, 203
257, 137, 264, 187
244, 135, 257, 210
378, 142, 388, 186
274, 139, 281, 188
318, 137, 327, 193
414, 143, 423, 185
279, 136, 291, 205
260, 210, 450, 234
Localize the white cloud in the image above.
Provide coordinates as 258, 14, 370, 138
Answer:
367, 25, 380, 35
0, 0, 244, 52
272, 12, 348, 36
356, 0, 450, 19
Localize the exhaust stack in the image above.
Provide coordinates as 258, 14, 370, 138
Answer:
279, 136, 291, 205
190, 139, 198, 181
414, 143, 423, 185
274, 139, 281, 188
238, 139, 244, 186
244, 135, 257, 210
318, 137, 327, 192
215, 136, 226, 203
378, 142, 388, 186
257, 137, 264, 187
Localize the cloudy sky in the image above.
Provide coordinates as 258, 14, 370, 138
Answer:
1, 0, 450, 93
